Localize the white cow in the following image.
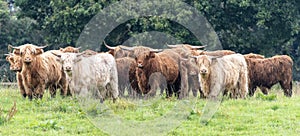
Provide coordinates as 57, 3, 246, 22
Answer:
53, 52, 119, 102
194, 54, 248, 99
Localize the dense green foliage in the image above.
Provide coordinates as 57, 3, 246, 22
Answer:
0, 0, 300, 80
0, 86, 299, 135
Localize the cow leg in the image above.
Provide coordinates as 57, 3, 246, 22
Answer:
259, 87, 268, 95
280, 81, 292, 97
17, 74, 26, 98
166, 84, 173, 98
36, 84, 46, 99
49, 85, 57, 98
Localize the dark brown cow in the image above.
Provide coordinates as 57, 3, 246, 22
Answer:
11, 44, 68, 99
244, 55, 293, 97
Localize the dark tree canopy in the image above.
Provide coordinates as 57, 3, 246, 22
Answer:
0, 0, 300, 80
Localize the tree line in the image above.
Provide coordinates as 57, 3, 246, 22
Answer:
0, 0, 299, 81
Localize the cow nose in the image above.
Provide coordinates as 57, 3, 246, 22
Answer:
65, 66, 71, 71
24, 57, 32, 63
200, 69, 207, 74
137, 63, 143, 68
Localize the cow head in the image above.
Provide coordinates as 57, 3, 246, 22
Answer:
52, 52, 83, 76
181, 57, 199, 76
60, 46, 81, 53
10, 44, 46, 65
13, 55, 23, 72
135, 49, 162, 68
193, 55, 215, 78
104, 42, 131, 58
5, 53, 15, 71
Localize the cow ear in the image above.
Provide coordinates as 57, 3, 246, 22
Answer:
35, 48, 44, 55
150, 52, 156, 58
13, 49, 21, 55
59, 48, 64, 51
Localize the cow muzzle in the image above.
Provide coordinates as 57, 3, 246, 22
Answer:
24, 57, 32, 64
137, 63, 143, 68
64, 66, 72, 73
200, 69, 208, 75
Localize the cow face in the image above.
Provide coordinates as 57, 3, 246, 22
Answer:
135, 51, 155, 68
12, 44, 45, 65
13, 55, 23, 72
183, 58, 199, 76
195, 55, 212, 77
5, 54, 15, 71
55, 53, 83, 77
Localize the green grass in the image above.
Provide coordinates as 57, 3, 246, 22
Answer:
0, 85, 300, 136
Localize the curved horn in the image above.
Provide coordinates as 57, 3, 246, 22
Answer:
166, 44, 178, 48
76, 52, 85, 57
119, 46, 134, 51
36, 45, 48, 49
149, 49, 163, 53
4, 53, 12, 56
51, 52, 61, 58
103, 41, 116, 50
190, 45, 207, 49
9, 44, 20, 50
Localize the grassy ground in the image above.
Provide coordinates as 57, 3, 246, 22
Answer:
0, 84, 299, 136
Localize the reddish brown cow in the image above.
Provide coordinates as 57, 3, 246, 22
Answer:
11, 44, 68, 99
134, 49, 181, 98
244, 55, 293, 97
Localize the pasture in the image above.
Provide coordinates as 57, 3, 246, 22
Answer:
0, 84, 300, 136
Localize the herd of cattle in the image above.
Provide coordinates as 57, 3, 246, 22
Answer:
4, 43, 293, 102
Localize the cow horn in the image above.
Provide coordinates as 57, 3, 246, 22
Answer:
75, 47, 81, 50
103, 41, 116, 50
8, 44, 20, 50
166, 44, 177, 48
76, 52, 85, 57
4, 53, 12, 56
190, 56, 198, 59
36, 45, 48, 49
51, 52, 61, 58
149, 49, 163, 53
119, 46, 134, 51
190, 45, 207, 49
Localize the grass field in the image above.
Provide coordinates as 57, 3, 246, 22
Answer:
0, 84, 300, 136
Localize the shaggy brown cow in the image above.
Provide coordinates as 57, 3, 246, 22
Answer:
11, 44, 68, 99
194, 54, 248, 99
5, 53, 26, 98
60, 46, 81, 53
134, 49, 181, 98
244, 55, 293, 97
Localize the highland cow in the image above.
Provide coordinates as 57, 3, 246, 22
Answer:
11, 44, 68, 99
194, 54, 248, 99
53, 52, 119, 102
244, 55, 293, 97
5, 53, 26, 98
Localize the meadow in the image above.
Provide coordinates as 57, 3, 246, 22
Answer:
0, 84, 299, 136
